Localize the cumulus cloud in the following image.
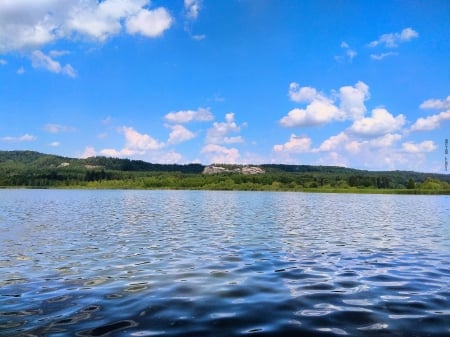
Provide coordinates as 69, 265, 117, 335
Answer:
201, 144, 240, 164
206, 113, 244, 145
126, 7, 172, 38
419, 96, 450, 110
273, 134, 312, 153
368, 27, 419, 48
44, 123, 75, 133
315, 132, 362, 154
121, 126, 164, 152
312, 131, 428, 170
31, 50, 76, 77
288, 83, 321, 103
280, 101, 340, 127
0, 0, 173, 53
167, 124, 195, 144
348, 108, 405, 137
317, 132, 349, 152
282, 81, 369, 127
0, 0, 65, 52
97, 126, 164, 158
314, 130, 402, 162
410, 109, 450, 131
369, 133, 402, 148
99, 147, 136, 158
164, 107, 213, 124
49, 141, 60, 147
2, 133, 37, 142
402, 141, 436, 153
158, 151, 184, 164
339, 81, 369, 120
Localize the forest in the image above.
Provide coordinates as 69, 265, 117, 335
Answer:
1, 150, 449, 194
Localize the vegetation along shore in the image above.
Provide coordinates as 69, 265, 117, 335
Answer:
1, 151, 449, 194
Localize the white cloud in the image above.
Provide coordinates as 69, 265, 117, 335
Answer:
315, 132, 363, 154
288, 83, 320, 103
2, 133, 37, 142
17, 67, 25, 75
369, 133, 402, 148
273, 134, 312, 153
370, 52, 398, 60
97, 126, 164, 158
185, 0, 201, 19
80, 146, 96, 158
126, 7, 172, 38
0, 59, 6, 65
317, 132, 348, 152
167, 124, 195, 144
282, 81, 369, 127
31, 50, 77, 77
368, 27, 418, 48
183, 0, 204, 40
280, 101, 340, 127
206, 113, 244, 144
122, 126, 164, 151
348, 108, 405, 137
0, 0, 66, 52
0, 0, 173, 53
158, 151, 184, 164
44, 123, 75, 133
99, 147, 136, 158
402, 141, 436, 153
201, 144, 240, 164
65, 0, 135, 41
311, 130, 435, 171
164, 107, 213, 124
410, 109, 450, 131
49, 141, 60, 147
419, 96, 450, 110
339, 81, 369, 120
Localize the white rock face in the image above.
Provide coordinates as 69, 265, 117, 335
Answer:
202, 165, 265, 175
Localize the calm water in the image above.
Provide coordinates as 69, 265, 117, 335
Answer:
0, 190, 449, 337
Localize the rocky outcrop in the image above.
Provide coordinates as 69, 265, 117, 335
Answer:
203, 165, 265, 175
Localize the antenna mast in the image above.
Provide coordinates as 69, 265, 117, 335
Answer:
445, 139, 448, 171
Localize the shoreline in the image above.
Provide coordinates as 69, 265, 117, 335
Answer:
1, 185, 448, 195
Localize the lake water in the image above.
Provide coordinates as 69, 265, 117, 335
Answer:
0, 190, 449, 337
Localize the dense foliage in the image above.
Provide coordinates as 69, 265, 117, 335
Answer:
1, 151, 449, 194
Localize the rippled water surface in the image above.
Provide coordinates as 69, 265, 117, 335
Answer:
1, 189, 449, 336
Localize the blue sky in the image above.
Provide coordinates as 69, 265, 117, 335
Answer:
0, 0, 449, 172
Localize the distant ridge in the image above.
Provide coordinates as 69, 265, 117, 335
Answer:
1, 150, 447, 176
0, 150, 449, 191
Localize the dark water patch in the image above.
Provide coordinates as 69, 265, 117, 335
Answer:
77, 320, 137, 336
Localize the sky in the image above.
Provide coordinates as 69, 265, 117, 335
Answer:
0, 0, 449, 172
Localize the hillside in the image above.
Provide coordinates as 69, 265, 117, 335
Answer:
0, 150, 449, 193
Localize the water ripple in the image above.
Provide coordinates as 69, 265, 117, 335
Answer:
0, 190, 449, 336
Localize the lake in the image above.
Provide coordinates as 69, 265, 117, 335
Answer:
0, 189, 449, 336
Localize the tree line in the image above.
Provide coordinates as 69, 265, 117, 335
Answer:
1, 151, 449, 194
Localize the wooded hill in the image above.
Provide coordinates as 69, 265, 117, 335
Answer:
1, 150, 449, 193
